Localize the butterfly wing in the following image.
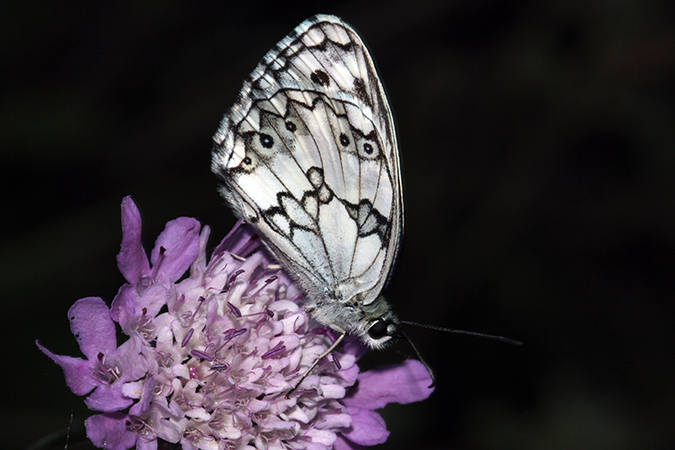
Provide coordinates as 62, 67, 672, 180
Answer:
212, 15, 402, 313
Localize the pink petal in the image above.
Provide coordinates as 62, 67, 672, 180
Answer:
341, 407, 389, 446
85, 384, 134, 412
111, 283, 167, 331
135, 437, 158, 450
342, 339, 369, 361
333, 436, 365, 450
343, 359, 434, 409
86, 412, 139, 450
115, 334, 150, 381
36, 343, 97, 396
150, 216, 201, 282
68, 297, 117, 359
109, 284, 140, 327
117, 196, 150, 285
212, 219, 259, 257
129, 376, 156, 416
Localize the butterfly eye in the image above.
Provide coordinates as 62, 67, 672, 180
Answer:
368, 319, 389, 340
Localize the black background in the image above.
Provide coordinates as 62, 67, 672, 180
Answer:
3, 1, 674, 449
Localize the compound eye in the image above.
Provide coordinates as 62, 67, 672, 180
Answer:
368, 319, 389, 340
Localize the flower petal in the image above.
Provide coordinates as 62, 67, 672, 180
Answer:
86, 412, 139, 450
341, 339, 369, 361
85, 383, 134, 412
115, 334, 150, 382
333, 435, 365, 450
150, 216, 201, 283
343, 359, 434, 409
109, 284, 139, 329
69, 297, 117, 359
36, 342, 97, 396
136, 437, 158, 450
129, 376, 156, 416
340, 407, 389, 446
212, 218, 256, 256
303, 428, 338, 446
117, 196, 150, 285
111, 283, 167, 331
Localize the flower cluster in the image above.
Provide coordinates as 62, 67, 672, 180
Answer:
37, 197, 433, 450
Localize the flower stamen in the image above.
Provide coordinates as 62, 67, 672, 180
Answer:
182, 328, 194, 347
91, 353, 122, 385
261, 342, 287, 359
190, 349, 212, 361
226, 302, 242, 318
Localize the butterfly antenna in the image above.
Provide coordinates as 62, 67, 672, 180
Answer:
400, 321, 523, 346
398, 328, 436, 388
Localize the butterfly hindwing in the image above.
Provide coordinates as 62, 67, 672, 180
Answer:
212, 15, 402, 329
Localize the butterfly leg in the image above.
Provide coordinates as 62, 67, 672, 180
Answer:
288, 325, 346, 396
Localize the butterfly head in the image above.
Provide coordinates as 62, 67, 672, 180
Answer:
361, 298, 437, 388
307, 289, 401, 350
356, 296, 402, 350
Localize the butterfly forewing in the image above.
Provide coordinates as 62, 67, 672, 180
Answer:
212, 15, 403, 343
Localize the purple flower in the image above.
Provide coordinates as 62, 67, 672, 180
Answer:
37, 197, 433, 450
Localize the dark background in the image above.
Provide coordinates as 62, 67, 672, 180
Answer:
3, 1, 674, 449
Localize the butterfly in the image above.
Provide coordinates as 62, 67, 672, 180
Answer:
212, 14, 406, 366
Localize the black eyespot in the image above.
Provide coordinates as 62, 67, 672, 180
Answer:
260, 133, 274, 149
368, 320, 389, 340
311, 70, 330, 87
285, 121, 297, 132
363, 143, 374, 154
339, 133, 350, 147
243, 156, 252, 165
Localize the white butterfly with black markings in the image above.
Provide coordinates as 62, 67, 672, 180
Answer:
212, 14, 405, 355
211, 14, 523, 387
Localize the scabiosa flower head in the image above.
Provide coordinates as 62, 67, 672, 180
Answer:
37, 197, 433, 450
